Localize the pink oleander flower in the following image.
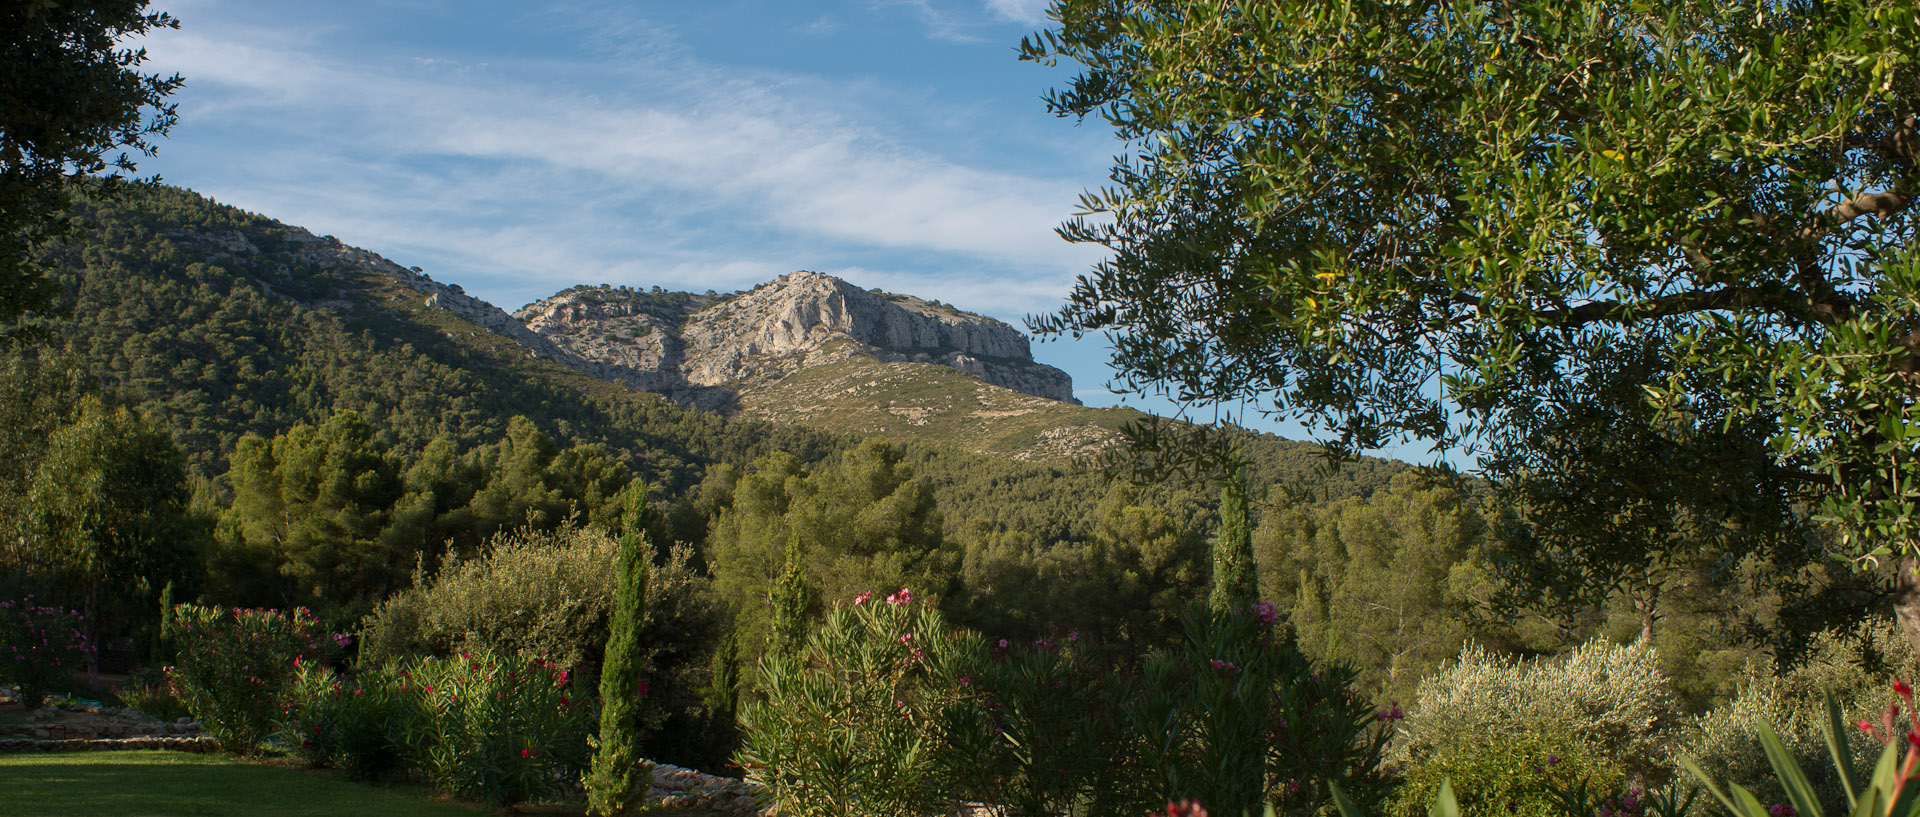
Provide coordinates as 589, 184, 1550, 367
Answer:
853, 591, 873, 606
997, 639, 1009, 648
1250, 600, 1280, 625
887, 587, 913, 606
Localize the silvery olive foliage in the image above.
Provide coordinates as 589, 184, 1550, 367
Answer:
1398, 638, 1681, 784
1679, 617, 1915, 811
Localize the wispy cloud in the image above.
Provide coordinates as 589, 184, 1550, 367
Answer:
984, 0, 1052, 25
142, 17, 1097, 310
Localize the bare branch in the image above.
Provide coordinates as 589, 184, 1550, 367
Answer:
1800, 189, 1914, 242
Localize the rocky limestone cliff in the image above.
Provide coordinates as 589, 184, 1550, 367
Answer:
516, 271, 1079, 406
173, 222, 1078, 413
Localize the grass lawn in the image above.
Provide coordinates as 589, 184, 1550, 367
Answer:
0, 751, 488, 817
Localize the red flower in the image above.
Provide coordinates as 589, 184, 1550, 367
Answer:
1166, 800, 1209, 817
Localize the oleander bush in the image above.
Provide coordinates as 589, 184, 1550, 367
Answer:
280, 662, 420, 781
0, 597, 92, 708
404, 650, 594, 808
958, 630, 1116, 815
163, 604, 346, 753
741, 589, 981, 817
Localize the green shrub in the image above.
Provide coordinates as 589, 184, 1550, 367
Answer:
1676, 617, 1910, 812
360, 523, 620, 670
117, 664, 188, 722
740, 594, 1393, 817
0, 597, 92, 708
280, 663, 419, 781
1115, 604, 1395, 817
359, 521, 725, 769
164, 604, 343, 754
403, 650, 593, 808
1397, 637, 1680, 791
1391, 731, 1615, 817
960, 631, 1114, 815
740, 589, 982, 817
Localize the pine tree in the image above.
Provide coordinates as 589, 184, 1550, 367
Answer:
584, 484, 652, 816
1209, 469, 1257, 615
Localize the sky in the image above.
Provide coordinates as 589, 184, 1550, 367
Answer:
132, 0, 1453, 466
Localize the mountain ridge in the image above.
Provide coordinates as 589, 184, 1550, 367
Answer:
514, 271, 1079, 410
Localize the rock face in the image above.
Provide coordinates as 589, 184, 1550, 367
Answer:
516, 271, 1078, 407
171, 219, 1077, 412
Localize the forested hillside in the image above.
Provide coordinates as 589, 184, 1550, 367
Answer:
2, 183, 1410, 637
3, 183, 1883, 784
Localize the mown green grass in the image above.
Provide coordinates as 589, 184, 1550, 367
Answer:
0, 751, 483, 817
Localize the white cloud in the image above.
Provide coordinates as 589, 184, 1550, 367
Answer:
143, 22, 1097, 287
984, 0, 1051, 24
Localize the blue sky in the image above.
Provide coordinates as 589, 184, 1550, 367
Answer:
135, 0, 1453, 466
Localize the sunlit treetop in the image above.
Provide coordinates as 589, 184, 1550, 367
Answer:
1024, 0, 1916, 560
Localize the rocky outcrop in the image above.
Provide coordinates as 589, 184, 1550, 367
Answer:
174, 219, 1076, 411
517, 271, 1078, 406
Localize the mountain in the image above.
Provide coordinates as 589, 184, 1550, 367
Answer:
516, 272, 1077, 407
33, 183, 1405, 494
515, 274, 1138, 460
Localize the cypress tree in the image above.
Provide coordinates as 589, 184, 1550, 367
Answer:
768, 531, 812, 657
585, 483, 652, 816
1209, 469, 1257, 615
702, 629, 740, 762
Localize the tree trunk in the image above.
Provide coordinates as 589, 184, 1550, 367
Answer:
1893, 555, 1920, 661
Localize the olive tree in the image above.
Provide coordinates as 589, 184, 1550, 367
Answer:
2, 0, 182, 330
1022, 1, 1920, 642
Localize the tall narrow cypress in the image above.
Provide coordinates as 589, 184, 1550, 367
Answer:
768, 531, 812, 658
585, 484, 652, 816
1209, 469, 1257, 615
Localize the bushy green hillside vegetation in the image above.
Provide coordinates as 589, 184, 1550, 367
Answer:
0, 183, 1885, 792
